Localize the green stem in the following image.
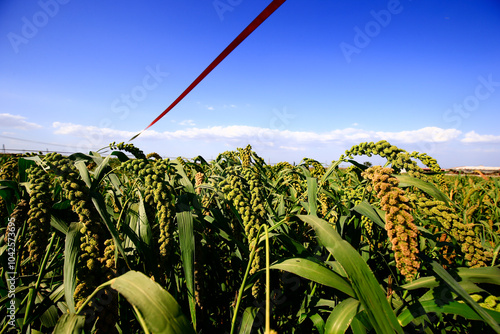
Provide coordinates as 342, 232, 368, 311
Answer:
0, 320, 10, 334
230, 226, 264, 334
265, 225, 270, 334
22, 232, 57, 330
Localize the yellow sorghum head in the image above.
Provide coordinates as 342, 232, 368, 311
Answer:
195, 172, 204, 195
362, 166, 420, 281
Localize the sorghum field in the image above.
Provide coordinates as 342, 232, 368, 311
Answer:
1, 140, 499, 333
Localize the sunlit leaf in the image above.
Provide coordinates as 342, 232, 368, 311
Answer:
298, 215, 403, 334
325, 298, 360, 334
111, 271, 195, 334
270, 258, 355, 297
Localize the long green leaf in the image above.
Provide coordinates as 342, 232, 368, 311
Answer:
402, 266, 500, 291
50, 214, 69, 234
325, 298, 360, 334
177, 210, 196, 330
91, 153, 111, 182
456, 266, 500, 285
238, 307, 258, 334
173, 161, 195, 193
52, 313, 85, 334
137, 192, 152, 246
431, 261, 500, 333
18, 157, 36, 182
320, 159, 344, 185
74, 160, 92, 188
309, 313, 325, 334
298, 215, 403, 334
398, 299, 500, 327
41, 285, 65, 328
350, 315, 368, 334
352, 201, 386, 229
64, 222, 83, 314
91, 193, 130, 269
40, 305, 59, 328
270, 258, 355, 297
307, 176, 318, 216
395, 174, 450, 205
111, 271, 195, 334
90, 153, 124, 195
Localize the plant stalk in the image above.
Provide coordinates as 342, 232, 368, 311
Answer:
230, 226, 264, 334
22, 232, 56, 330
265, 224, 270, 334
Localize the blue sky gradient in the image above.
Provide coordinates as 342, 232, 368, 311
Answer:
1, 0, 499, 167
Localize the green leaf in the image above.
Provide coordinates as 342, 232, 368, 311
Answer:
325, 298, 360, 334
320, 159, 344, 185
431, 261, 500, 333
173, 161, 195, 193
298, 215, 403, 334
50, 214, 69, 234
395, 174, 450, 205
307, 176, 318, 216
91, 192, 130, 269
402, 266, 500, 291
309, 312, 325, 334
137, 192, 152, 246
18, 157, 36, 182
24, 283, 66, 328
456, 266, 500, 285
52, 313, 85, 334
347, 159, 369, 172
177, 210, 196, 329
270, 258, 355, 297
111, 271, 195, 334
352, 201, 386, 229
398, 299, 500, 327
238, 307, 258, 334
350, 315, 368, 334
74, 160, 92, 188
110, 150, 130, 162
64, 222, 83, 314
91, 154, 113, 187
400, 276, 438, 290
42, 285, 66, 327
0, 180, 19, 211
40, 304, 60, 328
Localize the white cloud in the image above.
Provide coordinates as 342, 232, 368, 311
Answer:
376, 127, 462, 143
52, 122, 468, 149
206, 106, 214, 110
461, 131, 500, 143
279, 145, 305, 151
0, 113, 42, 130
179, 120, 196, 126
1, 131, 16, 136
52, 122, 133, 139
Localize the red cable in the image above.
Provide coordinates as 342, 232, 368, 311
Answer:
130, 0, 286, 140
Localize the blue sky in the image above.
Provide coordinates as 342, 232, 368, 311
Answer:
1, 0, 499, 167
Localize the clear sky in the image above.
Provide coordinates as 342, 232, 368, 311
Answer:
1, 0, 499, 167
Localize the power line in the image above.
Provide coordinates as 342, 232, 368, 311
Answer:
0, 134, 85, 149
0, 148, 77, 154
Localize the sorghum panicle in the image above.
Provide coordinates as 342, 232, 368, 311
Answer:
363, 166, 420, 281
